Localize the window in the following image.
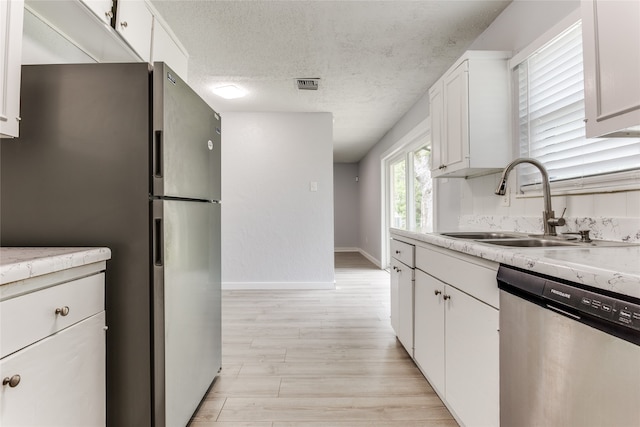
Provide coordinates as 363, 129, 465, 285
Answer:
390, 158, 407, 229
413, 145, 432, 233
514, 21, 640, 190
388, 144, 432, 232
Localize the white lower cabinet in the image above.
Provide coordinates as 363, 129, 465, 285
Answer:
414, 243, 499, 427
390, 238, 416, 357
445, 285, 499, 427
0, 266, 106, 426
414, 270, 445, 393
390, 257, 414, 357
0, 312, 106, 426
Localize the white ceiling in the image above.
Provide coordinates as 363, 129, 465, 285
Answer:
150, 0, 511, 163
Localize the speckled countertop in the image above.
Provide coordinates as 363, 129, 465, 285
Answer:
391, 228, 640, 300
0, 247, 112, 285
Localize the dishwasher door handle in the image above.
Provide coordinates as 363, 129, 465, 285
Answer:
546, 304, 581, 320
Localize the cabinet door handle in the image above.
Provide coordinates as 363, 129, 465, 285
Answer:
434, 290, 442, 296
443, 294, 451, 300
3, 375, 21, 388
105, 10, 113, 19
55, 306, 70, 316
395, 250, 401, 254
120, 21, 128, 28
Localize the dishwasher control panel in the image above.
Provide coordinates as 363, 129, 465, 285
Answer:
543, 280, 640, 332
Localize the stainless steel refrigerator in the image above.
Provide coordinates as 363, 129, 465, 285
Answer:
0, 62, 222, 427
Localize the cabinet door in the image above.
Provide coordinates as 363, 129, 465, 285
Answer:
396, 263, 414, 356
0, 312, 106, 426
152, 17, 188, 81
115, 0, 153, 62
81, 0, 114, 25
390, 259, 400, 336
414, 270, 445, 394
429, 82, 445, 174
0, 0, 24, 138
582, 0, 640, 137
445, 285, 499, 427
443, 60, 469, 174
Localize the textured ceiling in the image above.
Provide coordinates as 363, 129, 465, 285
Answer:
150, 0, 511, 163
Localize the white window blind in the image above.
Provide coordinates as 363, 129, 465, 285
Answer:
516, 22, 640, 188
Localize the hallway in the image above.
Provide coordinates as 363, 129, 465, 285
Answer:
190, 252, 457, 426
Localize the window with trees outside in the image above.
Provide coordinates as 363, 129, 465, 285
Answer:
389, 145, 432, 232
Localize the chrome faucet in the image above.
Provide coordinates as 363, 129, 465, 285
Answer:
495, 157, 565, 236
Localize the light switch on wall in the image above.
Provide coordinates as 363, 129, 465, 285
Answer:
310, 181, 318, 192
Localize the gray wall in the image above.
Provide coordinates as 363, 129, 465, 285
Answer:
333, 163, 360, 250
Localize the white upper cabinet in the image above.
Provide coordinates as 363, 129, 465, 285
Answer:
429, 51, 511, 178
582, 0, 640, 137
0, 0, 24, 138
151, 15, 189, 81
115, 0, 153, 63
81, 0, 114, 25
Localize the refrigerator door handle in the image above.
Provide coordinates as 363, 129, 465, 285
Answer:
154, 218, 164, 266
154, 130, 163, 178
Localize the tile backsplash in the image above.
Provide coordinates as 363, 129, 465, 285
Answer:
459, 215, 640, 242
456, 173, 640, 242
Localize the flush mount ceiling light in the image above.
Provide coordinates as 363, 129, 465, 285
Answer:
211, 85, 247, 99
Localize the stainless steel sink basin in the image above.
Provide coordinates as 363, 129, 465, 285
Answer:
439, 232, 522, 239
480, 239, 578, 247
438, 231, 639, 248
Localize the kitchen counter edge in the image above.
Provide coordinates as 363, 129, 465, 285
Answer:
390, 229, 640, 300
0, 247, 112, 286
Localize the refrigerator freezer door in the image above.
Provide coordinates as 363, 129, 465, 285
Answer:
152, 62, 221, 201
152, 199, 221, 427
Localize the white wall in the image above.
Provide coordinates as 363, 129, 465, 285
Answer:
333, 163, 360, 250
221, 112, 335, 289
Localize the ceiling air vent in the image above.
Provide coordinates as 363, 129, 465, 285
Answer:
296, 78, 320, 91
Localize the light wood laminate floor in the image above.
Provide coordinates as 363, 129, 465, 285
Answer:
190, 252, 458, 427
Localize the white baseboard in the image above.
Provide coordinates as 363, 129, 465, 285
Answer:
334, 247, 383, 269
334, 247, 360, 252
222, 281, 336, 290
357, 248, 382, 269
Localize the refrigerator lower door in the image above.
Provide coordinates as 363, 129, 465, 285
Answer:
152, 199, 221, 427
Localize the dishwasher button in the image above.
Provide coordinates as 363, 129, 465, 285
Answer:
602, 304, 612, 313
591, 300, 602, 309
582, 297, 591, 305
620, 310, 632, 319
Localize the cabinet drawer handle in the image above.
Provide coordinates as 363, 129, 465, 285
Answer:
443, 294, 451, 300
120, 21, 128, 28
434, 290, 442, 296
395, 250, 401, 254
55, 306, 70, 316
3, 375, 21, 388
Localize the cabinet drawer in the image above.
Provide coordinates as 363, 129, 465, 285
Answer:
416, 245, 498, 308
391, 239, 415, 268
1, 273, 104, 358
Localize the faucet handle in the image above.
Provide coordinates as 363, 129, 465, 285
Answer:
548, 207, 566, 227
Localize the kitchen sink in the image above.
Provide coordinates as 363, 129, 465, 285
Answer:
439, 232, 522, 239
480, 239, 578, 247
438, 231, 640, 248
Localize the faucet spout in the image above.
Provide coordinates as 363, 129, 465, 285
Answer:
495, 157, 565, 236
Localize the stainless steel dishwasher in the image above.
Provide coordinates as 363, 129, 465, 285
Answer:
497, 265, 640, 427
